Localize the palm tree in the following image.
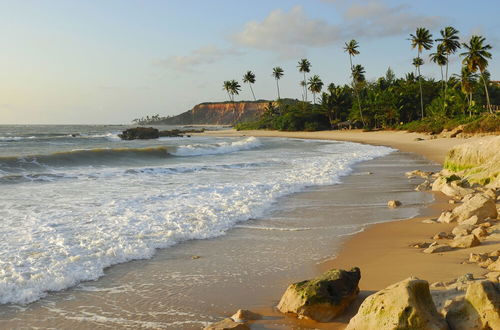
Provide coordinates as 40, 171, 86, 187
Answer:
272, 67, 284, 99
412, 57, 424, 76
307, 75, 324, 104
436, 26, 461, 83
222, 80, 241, 123
454, 66, 477, 116
430, 44, 448, 112
343, 39, 364, 125
297, 59, 311, 102
352, 64, 366, 84
460, 35, 493, 113
300, 80, 306, 101
243, 71, 256, 101
410, 27, 433, 118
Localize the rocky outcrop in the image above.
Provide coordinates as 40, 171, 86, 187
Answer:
161, 101, 274, 125
450, 234, 481, 248
277, 267, 360, 322
119, 127, 160, 140
446, 281, 500, 330
203, 318, 249, 330
346, 277, 448, 330
437, 194, 497, 224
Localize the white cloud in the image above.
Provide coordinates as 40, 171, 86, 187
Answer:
156, 45, 242, 71
231, 6, 342, 58
230, 1, 442, 57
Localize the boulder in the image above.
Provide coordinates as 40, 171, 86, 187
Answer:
422, 219, 438, 224
450, 234, 481, 248
432, 232, 451, 240
446, 281, 500, 330
277, 267, 360, 322
485, 272, 500, 282
461, 215, 484, 226
452, 194, 498, 223
471, 226, 488, 238
423, 244, 453, 254
346, 277, 447, 330
406, 170, 433, 178
451, 224, 475, 237
231, 310, 261, 322
203, 318, 249, 330
415, 180, 431, 191
437, 211, 455, 224
119, 127, 160, 140
488, 260, 500, 272
431, 176, 473, 198
387, 200, 402, 208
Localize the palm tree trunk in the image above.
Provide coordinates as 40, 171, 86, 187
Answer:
441, 65, 445, 113
349, 54, 365, 126
444, 54, 449, 113
417, 52, 424, 119
480, 71, 492, 113
249, 84, 256, 101
303, 72, 307, 102
276, 79, 280, 100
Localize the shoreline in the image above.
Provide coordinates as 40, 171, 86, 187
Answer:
199, 129, 500, 328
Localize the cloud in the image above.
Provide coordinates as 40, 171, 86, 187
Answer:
156, 45, 242, 71
231, 1, 442, 57
231, 6, 342, 58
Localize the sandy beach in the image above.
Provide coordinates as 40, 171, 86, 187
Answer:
199, 129, 500, 329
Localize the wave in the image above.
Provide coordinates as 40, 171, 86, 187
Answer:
0, 136, 36, 142
171, 136, 261, 156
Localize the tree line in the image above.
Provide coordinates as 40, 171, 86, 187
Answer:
223, 26, 499, 133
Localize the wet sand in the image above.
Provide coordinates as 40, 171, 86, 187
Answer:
0, 149, 438, 329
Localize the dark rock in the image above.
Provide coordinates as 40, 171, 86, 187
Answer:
119, 127, 159, 140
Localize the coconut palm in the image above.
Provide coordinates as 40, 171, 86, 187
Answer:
454, 66, 478, 116
410, 27, 434, 118
272, 67, 284, 99
436, 26, 461, 82
307, 75, 323, 104
460, 35, 493, 113
343, 39, 364, 125
300, 80, 306, 101
243, 71, 256, 101
430, 44, 448, 111
412, 57, 424, 75
352, 65, 366, 84
222, 80, 241, 123
297, 58, 311, 102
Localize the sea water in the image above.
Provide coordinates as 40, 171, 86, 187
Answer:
0, 125, 394, 305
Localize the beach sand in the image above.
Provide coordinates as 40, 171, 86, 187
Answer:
198, 129, 500, 329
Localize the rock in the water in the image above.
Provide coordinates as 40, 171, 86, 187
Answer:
387, 200, 402, 208
446, 281, 500, 330
277, 267, 360, 322
203, 318, 249, 330
231, 310, 261, 322
423, 244, 453, 254
450, 234, 480, 248
346, 277, 447, 330
119, 127, 160, 140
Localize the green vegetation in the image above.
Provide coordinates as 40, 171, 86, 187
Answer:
229, 27, 500, 134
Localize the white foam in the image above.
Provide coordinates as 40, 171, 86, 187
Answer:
0, 138, 393, 304
171, 136, 261, 156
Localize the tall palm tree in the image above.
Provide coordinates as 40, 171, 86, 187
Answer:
343, 39, 364, 126
297, 59, 311, 102
272, 67, 284, 100
460, 35, 493, 113
454, 66, 477, 116
436, 26, 461, 83
430, 44, 448, 112
222, 80, 241, 123
307, 75, 324, 104
300, 80, 306, 101
242, 71, 256, 101
352, 64, 366, 84
412, 57, 424, 76
410, 27, 434, 119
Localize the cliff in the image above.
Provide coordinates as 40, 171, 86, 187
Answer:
161, 101, 273, 125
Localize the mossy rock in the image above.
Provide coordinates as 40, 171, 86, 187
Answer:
277, 267, 360, 322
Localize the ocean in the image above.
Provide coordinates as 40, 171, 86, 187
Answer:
0, 125, 400, 307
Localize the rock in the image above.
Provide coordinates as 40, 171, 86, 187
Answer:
469, 253, 489, 264
432, 176, 473, 198
387, 200, 402, 208
423, 244, 453, 254
203, 318, 249, 330
489, 250, 500, 257
159, 129, 184, 137
452, 194, 498, 223
191, 255, 201, 259
446, 281, 500, 330
461, 215, 484, 226
414, 137, 425, 141
411, 242, 432, 249
231, 310, 261, 322
432, 232, 450, 240
437, 211, 455, 224
457, 273, 474, 283
488, 260, 500, 272
451, 224, 475, 237
346, 277, 447, 330
471, 226, 488, 238
406, 170, 433, 178
277, 267, 360, 322
450, 234, 481, 248
485, 272, 500, 282
119, 127, 160, 140
422, 219, 438, 224
415, 180, 431, 191
448, 199, 456, 204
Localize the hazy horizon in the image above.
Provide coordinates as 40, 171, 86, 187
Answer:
1, 0, 499, 124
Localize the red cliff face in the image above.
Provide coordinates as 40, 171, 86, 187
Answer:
164, 101, 272, 125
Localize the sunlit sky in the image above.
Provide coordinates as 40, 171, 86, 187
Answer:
1, 0, 499, 124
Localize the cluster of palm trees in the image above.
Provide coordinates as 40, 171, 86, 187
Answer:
222, 26, 493, 126
410, 26, 493, 117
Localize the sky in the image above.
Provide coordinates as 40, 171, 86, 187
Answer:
1, 0, 499, 124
